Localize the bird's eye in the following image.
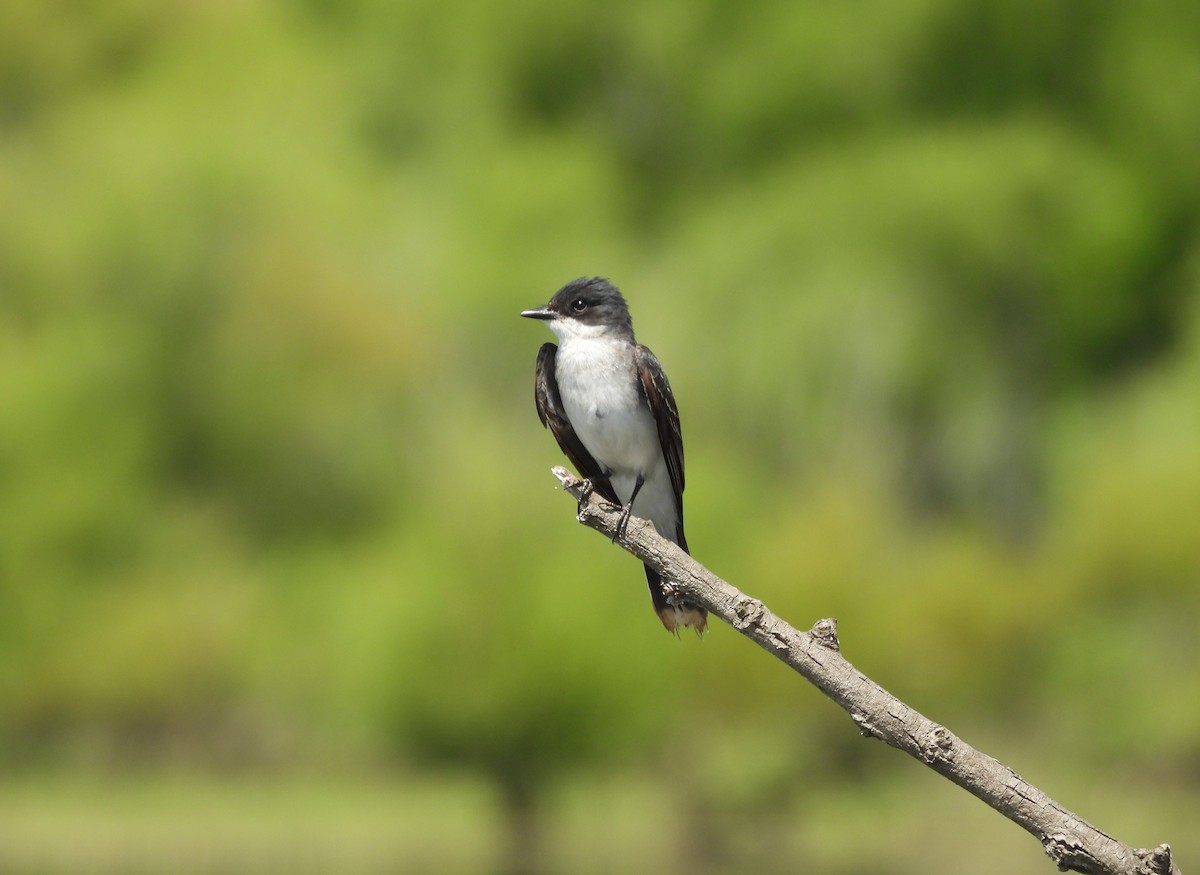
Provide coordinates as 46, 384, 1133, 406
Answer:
571, 299, 587, 313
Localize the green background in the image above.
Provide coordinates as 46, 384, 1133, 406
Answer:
2, 1, 1198, 872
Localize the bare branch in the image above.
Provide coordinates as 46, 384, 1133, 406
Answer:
551, 466, 1182, 875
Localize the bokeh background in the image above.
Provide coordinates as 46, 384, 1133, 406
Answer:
2, 1, 1199, 872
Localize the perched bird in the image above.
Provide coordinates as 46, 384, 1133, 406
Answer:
521, 277, 707, 635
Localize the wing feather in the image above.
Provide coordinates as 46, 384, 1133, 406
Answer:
534, 343, 619, 504
633, 345, 685, 527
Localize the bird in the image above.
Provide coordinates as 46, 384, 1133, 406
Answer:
521, 277, 707, 635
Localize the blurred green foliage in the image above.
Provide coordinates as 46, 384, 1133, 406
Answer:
2, 0, 1199, 872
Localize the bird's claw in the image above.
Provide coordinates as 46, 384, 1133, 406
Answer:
612, 503, 634, 542
574, 477, 630, 540
576, 478, 596, 516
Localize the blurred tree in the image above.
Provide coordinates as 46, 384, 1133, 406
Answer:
1, 0, 1198, 869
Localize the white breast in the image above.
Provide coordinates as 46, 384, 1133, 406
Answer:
555, 338, 661, 477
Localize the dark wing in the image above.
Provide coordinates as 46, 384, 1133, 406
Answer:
534, 343, 619, 504
633, 345, 685, 516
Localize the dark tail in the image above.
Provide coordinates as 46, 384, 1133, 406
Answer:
644, 527, 707, 636
645, 565, 707, 636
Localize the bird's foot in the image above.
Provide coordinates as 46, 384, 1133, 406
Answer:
612, 503, 634, 542
575, 478, 596, 516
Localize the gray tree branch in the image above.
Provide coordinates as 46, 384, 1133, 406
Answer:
550, 466, 1182, 875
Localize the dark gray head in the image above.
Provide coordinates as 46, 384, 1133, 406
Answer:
520, 277, 635, 343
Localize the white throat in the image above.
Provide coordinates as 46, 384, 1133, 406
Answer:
547, 317, 624, 345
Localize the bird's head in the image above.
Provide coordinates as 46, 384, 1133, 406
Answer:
521, 277, 635, 343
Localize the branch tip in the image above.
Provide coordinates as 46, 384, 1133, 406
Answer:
551, 466, 578, 490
